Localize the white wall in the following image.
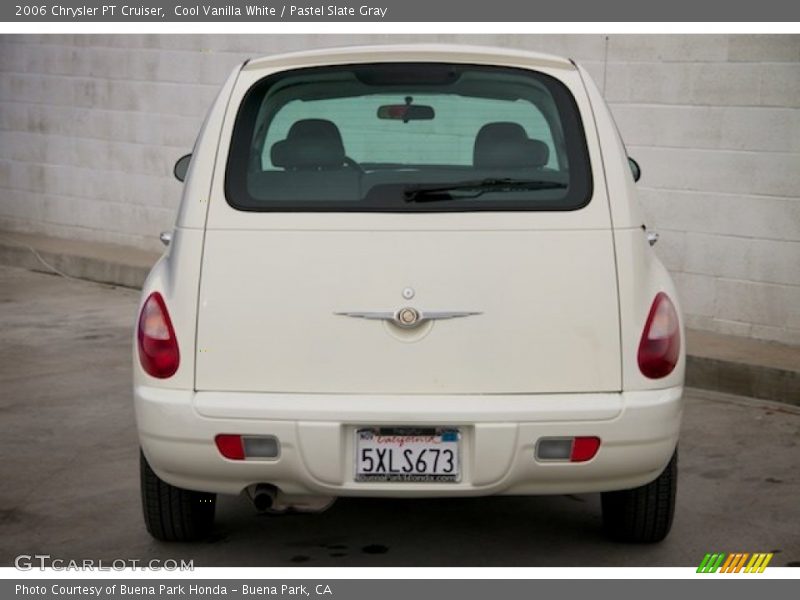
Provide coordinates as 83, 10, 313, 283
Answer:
0, 34, 798, 345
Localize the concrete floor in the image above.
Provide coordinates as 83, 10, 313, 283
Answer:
1, 265, 798, 567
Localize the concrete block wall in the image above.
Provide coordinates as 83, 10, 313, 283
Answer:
0, 34, 798, 345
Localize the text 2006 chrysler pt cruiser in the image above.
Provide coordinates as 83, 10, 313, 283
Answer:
135, 45, 684, 543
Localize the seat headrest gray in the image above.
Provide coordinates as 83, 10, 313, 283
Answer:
271, 119, 346, 169
473, 122, 550, 169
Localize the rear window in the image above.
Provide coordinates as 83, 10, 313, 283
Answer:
225, 63, 592, 212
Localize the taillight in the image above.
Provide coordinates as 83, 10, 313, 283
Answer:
535, 436, 601, 462
137, 292, 179, 378
570, 437, 601, 462
638, 292, 680, 378
214, 435, 280, 460
215, 435, 245, 460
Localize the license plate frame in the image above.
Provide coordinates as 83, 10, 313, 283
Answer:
354, 427, 461, 483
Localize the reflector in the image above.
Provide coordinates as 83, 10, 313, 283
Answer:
215, 435, 280, 460
215, 434, 245, 460
570, 437, 601, 462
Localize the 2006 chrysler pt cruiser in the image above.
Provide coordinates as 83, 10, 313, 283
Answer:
135, 45, 684, 543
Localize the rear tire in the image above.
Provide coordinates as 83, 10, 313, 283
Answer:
140, 450, 216, 542
601, 449, 677, 543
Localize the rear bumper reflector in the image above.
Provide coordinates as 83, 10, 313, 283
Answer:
536, 436, 601, 462
215, 434, 280, 460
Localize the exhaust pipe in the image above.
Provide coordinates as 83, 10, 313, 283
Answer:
252, 484, 277, 512
249, 484, 335, 514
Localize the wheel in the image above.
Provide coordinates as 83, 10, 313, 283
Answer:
601, 449, 677, 543
140, 450, 216, 541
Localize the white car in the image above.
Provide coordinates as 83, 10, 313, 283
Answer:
135, 45, 684, 544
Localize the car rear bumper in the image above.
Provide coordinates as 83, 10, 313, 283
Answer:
135, 386, 682, 497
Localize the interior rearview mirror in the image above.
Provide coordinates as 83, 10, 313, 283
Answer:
628, 157, 641, 183
173, 154, 192, 182
377, 104, 435, 122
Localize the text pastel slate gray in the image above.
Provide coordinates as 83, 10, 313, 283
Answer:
5, 0, 800, 22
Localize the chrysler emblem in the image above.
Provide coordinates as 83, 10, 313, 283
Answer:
335, 307, 481, 329
396, 307, 420, 328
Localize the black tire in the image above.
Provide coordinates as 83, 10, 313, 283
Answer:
601, 449, 677, 543
140, 450, 216, 542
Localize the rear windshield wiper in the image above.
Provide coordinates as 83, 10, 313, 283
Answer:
403, 178, 567, 202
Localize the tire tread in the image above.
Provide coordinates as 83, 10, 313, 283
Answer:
601, 449, 677, 543
140, 450, 216, 542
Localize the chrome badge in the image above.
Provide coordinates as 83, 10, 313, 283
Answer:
396, 307, 420, 328
335, 307, 481, 329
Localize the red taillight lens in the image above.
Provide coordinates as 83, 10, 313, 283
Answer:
137, 292, 179, 378
570, 437, 601, 462
638, 292, 680, 379
215, 435, 245, 460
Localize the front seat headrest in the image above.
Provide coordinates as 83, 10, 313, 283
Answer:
473, 122, 550, 169
271, 119, 346, 169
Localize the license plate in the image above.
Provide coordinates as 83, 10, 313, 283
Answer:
355, 427, 460, 482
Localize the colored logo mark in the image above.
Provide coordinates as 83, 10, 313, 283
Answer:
697, 553, 773, 573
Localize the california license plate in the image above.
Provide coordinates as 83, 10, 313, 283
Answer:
355, 427, 460, 482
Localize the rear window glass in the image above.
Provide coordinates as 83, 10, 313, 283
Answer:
226, 63, 593, 212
